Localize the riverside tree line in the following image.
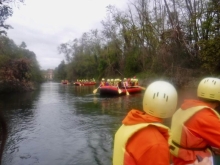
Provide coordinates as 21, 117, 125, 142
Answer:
1, 0, 220, 92
55, 0, 220, 86
0, 0, 43, 93
0, 36, 43, 93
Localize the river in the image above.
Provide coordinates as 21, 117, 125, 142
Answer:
0, 82, 197, 165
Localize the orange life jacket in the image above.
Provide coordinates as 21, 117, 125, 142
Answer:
169, 106, 220, 163
113, 123, 169, 165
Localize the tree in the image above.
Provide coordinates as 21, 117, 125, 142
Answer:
0, 36, 43, 92
198, 37, 220, 74
0, 0, 24, 35
53, 60, 67, 81
19, 41, 27, 49
56, 0, 220, 84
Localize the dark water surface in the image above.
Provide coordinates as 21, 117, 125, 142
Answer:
0, 82, 196, 165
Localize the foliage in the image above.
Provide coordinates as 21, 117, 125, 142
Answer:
53, 60, 67, 81
19, 41, 27, 49
198, 37, 220, 75
0, 0, 24, 35
56, 0, 220, 86
0, 36, 43, 93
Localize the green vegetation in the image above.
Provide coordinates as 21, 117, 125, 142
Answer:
0, 0, 24, 35
56, 0, 220, 87
0, 36, 43, 93
0, 0, 44, 93
53, 60, 67, 81
2, 0, 220, 90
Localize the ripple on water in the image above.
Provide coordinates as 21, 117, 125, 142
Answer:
2, 83, 145, 165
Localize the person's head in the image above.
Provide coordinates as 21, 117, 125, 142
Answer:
143, 81, 178, 118
197, 77, 220, 111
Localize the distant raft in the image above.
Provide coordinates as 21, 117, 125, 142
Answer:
61, 80, 69, 84
73, 81, 96, 86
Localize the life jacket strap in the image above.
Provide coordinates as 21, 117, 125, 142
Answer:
170, 140, 208, 151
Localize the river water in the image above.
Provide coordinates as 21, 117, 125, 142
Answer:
0, 82, 196, 165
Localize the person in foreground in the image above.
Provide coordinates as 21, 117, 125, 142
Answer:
169, 77, 220, 165
112, 81, 178, 165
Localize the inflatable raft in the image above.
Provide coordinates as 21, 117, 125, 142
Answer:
99, 86, 142, 96
73, 82, 96, 86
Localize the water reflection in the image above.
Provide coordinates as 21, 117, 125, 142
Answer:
0, 88, 41, 165
0, 82, 197, 165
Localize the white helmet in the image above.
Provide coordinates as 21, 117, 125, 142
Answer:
143, 81, 178, 118
197, 77, 220, 101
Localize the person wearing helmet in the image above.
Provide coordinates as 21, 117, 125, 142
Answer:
110, 79, 114, 86
169, 77, 220, 165
100, 78, 106, 87
134, 78, 139, 86
106, 79, 110, 86
118, 79, 123, 88
112, 81, 178, 165
123, 78, 129, 87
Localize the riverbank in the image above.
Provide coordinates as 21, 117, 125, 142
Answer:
0, 81, 36, 93
139, 77, 201, 89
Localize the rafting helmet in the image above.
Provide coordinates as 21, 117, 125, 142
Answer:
197, 77, 220, 101
143, 81, 178, 118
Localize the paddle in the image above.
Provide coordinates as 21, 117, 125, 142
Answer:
133, 86, 146, 90
93, 85, 101, 94
124, 85, 129, 95
117, 86, 122, 94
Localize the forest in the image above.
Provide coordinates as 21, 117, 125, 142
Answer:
0, 0, 44, 93
55, 0, 220, 87
1, 0, 220, 92
0, 36, 43, 92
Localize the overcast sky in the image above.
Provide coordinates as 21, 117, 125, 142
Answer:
5, 0, 128, 70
